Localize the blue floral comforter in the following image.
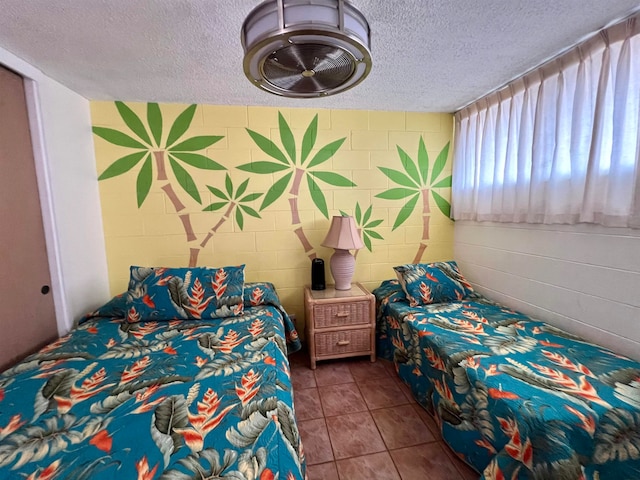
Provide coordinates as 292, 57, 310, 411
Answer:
0, 282, 305, 480
375, 279, 640, 480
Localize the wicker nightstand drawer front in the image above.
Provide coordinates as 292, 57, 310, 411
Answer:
314, 329, 371, 356
313, 301, 370, 329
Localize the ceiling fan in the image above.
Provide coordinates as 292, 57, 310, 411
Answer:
241, 0, 372, 98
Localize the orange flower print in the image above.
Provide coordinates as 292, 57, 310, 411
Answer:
55, 367, 115, 414
25, 460, 61, 480
218, 330, 245, 354
419, 282, 433, 304
251, 286, 265, 306
135, 456, 158, 480
89, 430, 112, 453
127, 307, 141, 323
249, 319, 265, 337
132, 385, 167, 414
120, 356, 151, 385
236, 369, 262, 406
488, 388, 520, 400
0, 414, 25, 440
184, 278, 213, 318
212, 268, 228, 299
173, 388, 235, 452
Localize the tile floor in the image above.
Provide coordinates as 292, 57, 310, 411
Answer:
290, 351, 479, 480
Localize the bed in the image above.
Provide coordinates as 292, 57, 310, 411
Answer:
0, 265, 305, 480
375, 261, 640, 480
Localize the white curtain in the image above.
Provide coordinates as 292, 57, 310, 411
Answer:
452, 15, 640, 228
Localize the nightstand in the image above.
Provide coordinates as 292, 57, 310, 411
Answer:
304, 283, 376, 369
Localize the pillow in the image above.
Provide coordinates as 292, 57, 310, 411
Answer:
78, 292, 127, 324
125, 265, 245, 322
393, 261, 474, 306
243, 281, 277, 307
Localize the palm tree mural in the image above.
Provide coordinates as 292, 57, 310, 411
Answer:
340, 202, 384, 256
93, 102, 262, 266
237, 112, 354, 260
375, 137, 452, 263
200, 173, 263, 249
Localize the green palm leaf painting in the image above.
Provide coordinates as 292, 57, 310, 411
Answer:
237, 112, 353, 259
93, 102, 268, 267
94, 102, 225, 208
200, 174, 263, 248
340, 203, 384, 253
375, 136, 452, 263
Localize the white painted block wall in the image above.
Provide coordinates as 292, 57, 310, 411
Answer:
454, 221, 640, 360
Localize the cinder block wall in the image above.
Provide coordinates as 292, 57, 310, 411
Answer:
91, 102, 454, 333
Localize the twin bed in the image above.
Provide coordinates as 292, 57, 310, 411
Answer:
2, 261, 639, 480
0, 266, 305, 480
375, 261, 640, 480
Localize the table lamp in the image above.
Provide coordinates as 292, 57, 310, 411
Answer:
321, 215, 364, 290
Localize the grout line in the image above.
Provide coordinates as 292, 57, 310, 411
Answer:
321, 416, 338, 466
296, 357, 473, 478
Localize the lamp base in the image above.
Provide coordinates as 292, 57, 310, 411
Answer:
329, 249, 356, 290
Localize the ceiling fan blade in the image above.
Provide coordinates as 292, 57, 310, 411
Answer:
262, 44, 355, 94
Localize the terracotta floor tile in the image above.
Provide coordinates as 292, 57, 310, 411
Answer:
347, 358, 390, 381
292, 366, 317, 390
314, 362, 355, 386
319, 382, 367, 417
293, 354, 474, 479
395, 379, 417, 403
442, 441, 481, 480
289, 349, 309, 367
371, 404, 436, 449
379, 358, 398, 376
412, 403, 441, 439
294, 387, 324, 421
335, 452, 401, 480
307, 461, 339, 480
357, 375, 410, 409
390, 443, 463, 480
325, 412, 386, 460
298, 418, 334, 465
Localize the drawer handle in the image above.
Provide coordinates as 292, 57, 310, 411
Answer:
336, 312, 350, 318
336, 340, 350, 346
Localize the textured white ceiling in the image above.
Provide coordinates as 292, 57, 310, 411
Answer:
1, 0, 639, 112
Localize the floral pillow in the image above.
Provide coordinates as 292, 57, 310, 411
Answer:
78, 292, 127, 324
125, 265, 245, 322
243, 282, 278, 307
393, 261, 474, 306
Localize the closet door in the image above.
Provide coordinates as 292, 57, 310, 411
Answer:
0, 65, 57, 370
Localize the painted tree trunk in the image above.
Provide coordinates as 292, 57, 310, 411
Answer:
289, 167, 316, 260
190, 202, 237, 267
200, 202, 236, 249
412, 188, 431, 263
153, 151, 198, 265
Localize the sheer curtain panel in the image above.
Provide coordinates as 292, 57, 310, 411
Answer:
452, 15, 640, 228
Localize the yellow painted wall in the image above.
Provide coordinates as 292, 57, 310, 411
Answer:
91, 102, 454, 332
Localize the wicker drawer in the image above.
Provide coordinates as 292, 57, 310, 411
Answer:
312, 301, 370, 329
314, 328, 371, 356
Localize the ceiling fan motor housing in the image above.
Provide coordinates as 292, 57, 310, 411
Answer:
241, 0, 372, 97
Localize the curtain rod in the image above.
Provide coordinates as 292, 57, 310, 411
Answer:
454, 5, 640, 114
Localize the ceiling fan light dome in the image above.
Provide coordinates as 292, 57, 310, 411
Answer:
241, 0, 372, 98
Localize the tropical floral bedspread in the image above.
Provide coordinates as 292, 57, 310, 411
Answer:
375, 279, 640, 480
0, 282, 305, 480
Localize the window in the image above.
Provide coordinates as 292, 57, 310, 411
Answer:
452, 15, 640, 228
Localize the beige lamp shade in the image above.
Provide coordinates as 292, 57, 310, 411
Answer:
321, 215, 364, 250
321, 216, 363, 290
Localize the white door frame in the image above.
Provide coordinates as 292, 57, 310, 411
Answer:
0, 52, 70, 336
